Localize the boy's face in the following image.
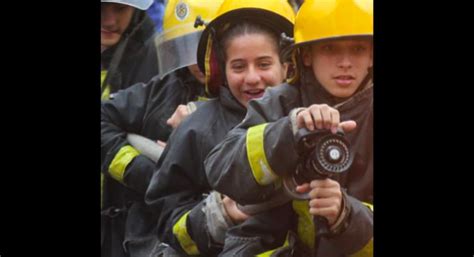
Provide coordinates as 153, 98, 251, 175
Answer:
101, 3, 134, 49
303, 38, 373, 98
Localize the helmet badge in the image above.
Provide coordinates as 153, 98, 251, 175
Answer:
175, 1, 189, 21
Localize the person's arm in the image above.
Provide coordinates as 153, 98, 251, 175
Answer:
294, 177, 372, 255
219, 202, 294, 257
101, 77, 163, 194
317, 196, 373, 256
205, 88, 357, 205
205, 86, 302, 205
145, 121, 234, 256
166, 98, 208, 129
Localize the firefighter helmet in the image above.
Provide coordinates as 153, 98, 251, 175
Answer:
101, 0, 153, 11
155, 0, 223, 79
294, 0, 373, 47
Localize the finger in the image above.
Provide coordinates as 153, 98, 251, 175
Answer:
296, 113, 305, 130
308, 186, 342, 199
297, 111, 315, 130
330, 109, 340, 134
309, 197, 341, 209
318, 104, 332, 130
296, 183, 311, 193
166, 117, 174, 126
309, 107, 323, 130
177, 105, 188, 116
310, 178, 340, 189
338, 120, 357, 133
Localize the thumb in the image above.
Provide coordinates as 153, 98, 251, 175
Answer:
166, 116, 174, 126
338, 120, 357, 133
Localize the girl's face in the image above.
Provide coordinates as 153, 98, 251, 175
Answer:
303, 39, 373, 98
101, 3, 134, 49
224, 33, 288, 107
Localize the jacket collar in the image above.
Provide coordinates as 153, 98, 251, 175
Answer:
218, 86, 247, 116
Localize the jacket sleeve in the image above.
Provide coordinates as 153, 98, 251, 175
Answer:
318, 197, 373, 257
205, 87, 301, 205
145, 122, 225, 256
101, 77, 163, 194
218, 202, 294, 257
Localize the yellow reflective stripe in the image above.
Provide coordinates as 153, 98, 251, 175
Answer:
100, 70, 108, 209
101, 70, 107, 85
349, 238, 373, 257
246, 123, 278, 185
172, 211, 200, 255
101, 70, 111, 100
108, 145, 140, 183
196, 96, 210, 102
362, 202, 373, 212
256, 233, 290, 257
101, 86, 111, 101
292, 200, 315, 250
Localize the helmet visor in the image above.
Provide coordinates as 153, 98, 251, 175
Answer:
155, 30, 202, 79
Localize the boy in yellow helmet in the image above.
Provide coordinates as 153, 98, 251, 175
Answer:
205, 0, 373, 256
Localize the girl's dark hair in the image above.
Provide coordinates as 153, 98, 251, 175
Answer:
218, 22, 281, 62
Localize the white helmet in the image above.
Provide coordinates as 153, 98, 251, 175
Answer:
101, 0, 153, 11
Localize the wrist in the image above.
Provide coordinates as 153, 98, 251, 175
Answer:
289, 107, 306, 135
329, 189, 351, 236
203, 191, 234, 245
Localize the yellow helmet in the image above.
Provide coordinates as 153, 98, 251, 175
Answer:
155, 0, 223, 79
294, 0, 373, 46
196, 0, 295, 96
287, 0, 373, 84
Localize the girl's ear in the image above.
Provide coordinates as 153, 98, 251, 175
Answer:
282, 62, 289, 79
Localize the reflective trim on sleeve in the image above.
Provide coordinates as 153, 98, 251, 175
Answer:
108, 145, 140, 183
101, 86, 111, 101
172, 211, 200, 255
101, 70, 111, 100
362, 202, 373, 212
196, 96, 210, 102
292, 200, 315, 250
246, 123, 278, 185
256, 233, 290, 257
349, 237, 373, 257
